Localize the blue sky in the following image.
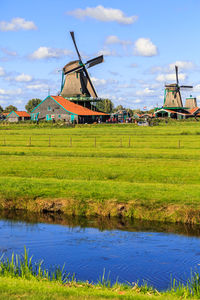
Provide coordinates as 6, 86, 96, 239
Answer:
1, 0, 200, 110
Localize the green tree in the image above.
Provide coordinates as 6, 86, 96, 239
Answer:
146, 108, 155, 114
126, 108, 133, 117
4, 105, 18, 113
0, 105, 3, 113
25, 98, 42, 112
96, 99, 114, 113
113, 105, 125, 112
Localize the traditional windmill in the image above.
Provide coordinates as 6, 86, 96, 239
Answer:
163, 66, 193, 108
60, 32, 104, 107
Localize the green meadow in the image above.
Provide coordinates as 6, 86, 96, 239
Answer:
0, 121, 200, 223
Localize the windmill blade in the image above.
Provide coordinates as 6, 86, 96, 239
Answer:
83, 66, 98, 98
175, 65, 179, 85
70, 31, 83, 62
180, 85, 193, 89
64, 65, 83, 75
86, 55, 104, 68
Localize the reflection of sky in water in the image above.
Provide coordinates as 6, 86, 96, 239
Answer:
0, 219, 200, 290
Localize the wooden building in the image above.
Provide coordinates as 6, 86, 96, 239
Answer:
185, 96, 197, 110
110, 110, 129, 122
6, 111, 31, 122
154, 108, 192, 119
31, 95, 108, 123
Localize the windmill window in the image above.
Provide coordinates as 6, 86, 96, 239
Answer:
48, 106, 51, 111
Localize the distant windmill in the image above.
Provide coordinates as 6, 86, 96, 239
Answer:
164, 66, 193, 108
60, 32, 104, 99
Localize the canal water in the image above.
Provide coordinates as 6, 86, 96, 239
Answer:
0, 211, 200, 291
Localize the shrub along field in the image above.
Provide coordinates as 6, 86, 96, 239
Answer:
0, 121, 200, 223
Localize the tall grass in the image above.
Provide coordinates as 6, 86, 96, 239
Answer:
0, 247, 71, 283
1, 247, 200, 298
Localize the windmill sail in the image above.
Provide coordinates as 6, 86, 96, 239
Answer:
60, 32, 103, 98
164, 84, 183, 107
164, 66, 192, 108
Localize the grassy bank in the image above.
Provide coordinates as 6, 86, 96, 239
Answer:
0, 248, 199, 299
0, 122, 200, 224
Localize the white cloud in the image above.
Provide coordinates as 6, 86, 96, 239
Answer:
0, 17, 37, 31
91, 77, 107, 86
1, 48, 17, 57
0, 88, 22, 95
97, 48, 117, 56
150, 61, 195, 75
134, 38, 158, 57
156, 73, 186, 82
15, 73, 32, 82
169, 61, 194, 71
0, 67, 5, 76
30, 47, 72, 59
27, 83, 48, 90
193, 84, 200, 92
118, 83, 134, 89
136, 88, 154, 96
14, 99, 23, 105
133, 99, 143, 103
105, 35, 132, 45
0, 99, 6, 104
150, 66, 164, 74
67, 5, 138, 25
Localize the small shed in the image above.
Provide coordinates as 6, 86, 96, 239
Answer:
6, 111, 31, 122
111, 110, 129, 122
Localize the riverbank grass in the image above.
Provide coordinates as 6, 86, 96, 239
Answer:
0, 248, 199, 300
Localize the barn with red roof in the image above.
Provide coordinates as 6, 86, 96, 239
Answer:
31, 95, 108, 123
6, 111, 31, 122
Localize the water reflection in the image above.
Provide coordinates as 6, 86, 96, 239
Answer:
0, 209, 200, 237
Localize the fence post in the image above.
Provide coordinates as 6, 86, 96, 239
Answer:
178, 140, 181, 149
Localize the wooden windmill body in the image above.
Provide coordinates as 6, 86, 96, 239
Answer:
60, 32, 104, 107
163, 66, 192, 109
185, 97, 197, 109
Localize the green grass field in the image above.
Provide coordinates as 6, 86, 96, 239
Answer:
0, 121, 200, 223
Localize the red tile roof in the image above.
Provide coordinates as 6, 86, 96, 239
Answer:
14, 111, 30, 117
51, 96, 108, 116
189, 107, 199, 114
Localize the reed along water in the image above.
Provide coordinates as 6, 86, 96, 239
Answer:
0, 211, 200, 291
